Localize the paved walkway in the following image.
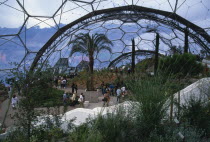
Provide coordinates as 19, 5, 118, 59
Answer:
0, 87, 117, 128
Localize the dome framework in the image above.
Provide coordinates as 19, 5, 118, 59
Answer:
0, 0, 210, 72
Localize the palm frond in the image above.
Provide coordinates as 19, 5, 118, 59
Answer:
95, 34, 113, 46
98, 45, 112, 53
70, 45, 87, 56
68, 33, 112, 58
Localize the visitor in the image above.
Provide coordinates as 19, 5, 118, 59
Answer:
62, 78, 67, 89
63, 92, 67, 105
78, 93, 84, 107
71, 93, 77, 102
82, 93, 85, 102
127, 67, 131, 74
105, 84, 110, 93
54, 77, 58, 88
103, 90, 110, 107
58, 79, 61, 89
102, 85, 106, 95
11, 95, 18, 109
121, 86, 126, 98
74, 83, 78, 93
71, 83, 75, 93
101, 81, 105, 95
70, 93, 78, 106
116, 87, 121, 103
109, 83, 115, 96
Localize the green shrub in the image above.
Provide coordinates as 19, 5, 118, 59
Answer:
125, 76, 170, 140
180, 97, 210, 137
69, 123, 102, 142
69, 107, 135, 142
159, 53, 204, 77
148, 123, 205, 142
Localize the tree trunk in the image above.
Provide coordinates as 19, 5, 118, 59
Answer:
184, 28, 189, 53
131, 38, 135, 73
154, 33, 159, 75
87, 54, 94, 91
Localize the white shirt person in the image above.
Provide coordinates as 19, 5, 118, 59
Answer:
11, 95, 18, 109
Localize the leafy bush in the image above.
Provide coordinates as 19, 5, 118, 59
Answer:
69, 107, 135, 142
4, 123, 67, 142
135, 58, 155, 73
69, 123, 103, 142
159, 53, 204, 77
125, 76, 170, 140
35, 88, 64, 107
148, 123, 205, 142
180, 97, 210, 137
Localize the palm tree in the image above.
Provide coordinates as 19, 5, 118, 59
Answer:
68, 33, 113, 91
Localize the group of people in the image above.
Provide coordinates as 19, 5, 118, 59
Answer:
101, 81, 127, 106
63, 92, 85, 107
54, 76, 67, 89
101, 82, 115, 96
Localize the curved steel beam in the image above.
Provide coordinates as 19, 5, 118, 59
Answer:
108, 50, 163, 68
30, 5, 210, 71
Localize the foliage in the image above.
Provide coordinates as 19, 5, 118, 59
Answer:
69, 107, 135, 142
0, 80, 7, 91
159, 53, 204, 77
2, 66, 66, 141
125, 76, 170, 140
135, 58, 154, 73
68, 68, 117, 89
4, 124, 67, 142
169, 45, 183, 55
36, 88, 64, 107
180, 97, 210, 137
68, 33, 113, 90
92, 108, 134, 142
69, 123, 103, 142
2, 66, 210, 141
148, 123, 206, 142
0, 80, 8, 97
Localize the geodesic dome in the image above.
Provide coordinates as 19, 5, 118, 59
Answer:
0, 0, 210, 75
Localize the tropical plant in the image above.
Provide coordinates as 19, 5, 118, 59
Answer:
68, 33, 113, 90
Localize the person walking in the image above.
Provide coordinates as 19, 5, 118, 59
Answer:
101, 81, 105, 95
63, 92, 67, 105
103, 90, 110, 107
11, 95, 18, 109
62, 79, 67, 89
116, 88, 121, 103
71, 83, 75, 93
58, 79, 61, 89
121, 86, 126, 98
74, 83, 78, 93
78, 93, 84, 107
109, 83, 115, 96
54, 77, 58, 88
